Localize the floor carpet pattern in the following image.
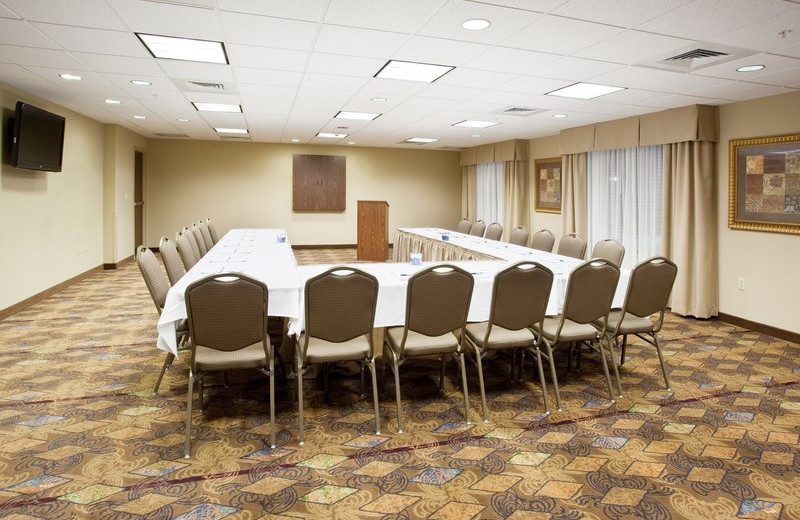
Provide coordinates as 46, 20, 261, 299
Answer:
0, 249, 798, 519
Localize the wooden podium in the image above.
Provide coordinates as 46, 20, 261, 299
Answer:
357, 200, 389, 261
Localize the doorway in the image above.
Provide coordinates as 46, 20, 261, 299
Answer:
134, 151, 144, 254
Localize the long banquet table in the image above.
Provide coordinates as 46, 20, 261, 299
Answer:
157, 228, 628, 357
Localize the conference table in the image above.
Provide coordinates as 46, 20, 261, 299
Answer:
156, 227, 629, 357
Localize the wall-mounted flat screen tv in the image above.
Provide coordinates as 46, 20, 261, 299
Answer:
10, 102, 66, 172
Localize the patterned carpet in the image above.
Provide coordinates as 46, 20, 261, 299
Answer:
0, 249, 798, 519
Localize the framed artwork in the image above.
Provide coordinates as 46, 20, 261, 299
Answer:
534, 157, 562, 213
728, 133, 800, 234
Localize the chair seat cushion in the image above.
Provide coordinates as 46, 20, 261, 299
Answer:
535, 316, 598, 342
195, 342, 269, 372
602, 310, 655, 335
465, 322, 535, 350
299, 333, 370, 364
386, 327, 459, 357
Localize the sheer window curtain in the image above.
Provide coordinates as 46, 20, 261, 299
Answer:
587, 146, 663, 269
476, 161, 504, 225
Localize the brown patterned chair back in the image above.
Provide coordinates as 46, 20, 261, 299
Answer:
405, 265, 474, 339
530, 229, 555, 252
509, 226, 529, 246
159, 237, 186, 285
591, 238, 625, 267
561, 259, 620, 325
469, 220, 486, 237
136, 245, 169, 313
484, 222, 503, 240
489, 262, 553, 333
623, 257, 678, 322
557, 232, 587, 260
197, 221, 215, 251
191, 224, 208, 256
456, 218, 472, 233
175, 230, 198, 270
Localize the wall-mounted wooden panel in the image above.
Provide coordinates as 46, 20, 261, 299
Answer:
293, 154, 346, 212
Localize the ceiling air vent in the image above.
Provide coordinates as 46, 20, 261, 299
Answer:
220, 135, 251, 141
186, 81, 225, 91
154, 133, 189, 138
642, 43, 755, 72
498, 106, 546, 116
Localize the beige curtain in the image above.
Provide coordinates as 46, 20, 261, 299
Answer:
503, 160, 529, 241
461, 165, 477, 221
560, 153, 588, 239
663, 141, 718, 318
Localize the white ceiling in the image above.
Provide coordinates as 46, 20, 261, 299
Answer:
1, 0, 799, 149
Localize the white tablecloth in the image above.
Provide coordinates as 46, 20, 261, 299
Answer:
156, 229, 301, 355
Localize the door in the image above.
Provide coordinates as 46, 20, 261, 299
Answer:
134, 151, 144, 253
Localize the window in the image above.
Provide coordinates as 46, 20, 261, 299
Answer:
587, 146, 663, 268
476, 161, 504, 225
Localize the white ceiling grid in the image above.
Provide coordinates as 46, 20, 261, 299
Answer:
0, 0, 796, 148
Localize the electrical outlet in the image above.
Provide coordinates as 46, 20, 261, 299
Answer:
736, 277, 746, 291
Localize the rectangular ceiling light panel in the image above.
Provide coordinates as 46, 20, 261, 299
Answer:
375, 60, 454, 83
335, 111, 381, 121
137, 33, 228, 64
192, 102, 242, 113
546, 82, 625, 99
453, 120, 499, 128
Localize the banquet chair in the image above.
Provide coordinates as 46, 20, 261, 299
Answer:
509, 226, 529, 247
182, 226, 203, 260
205, 218, 220, 244
530, 259, 621, 410
598, 257, 677, 391
530, 229, 555, 252
464, 262, 554, 421
456, 218, 472, 234
295, 267, 380, 445
557, 233, 587, 259
484, 222, 504, 240
183, 273, 277, 457
469, 220, 486, 237
175, 230, 199, 270
159, 237, 186, 285
591, 239, 625, 267
384, 265, 474, 433
135, 246, 189, 395
197, 221, 215, 252
191, 224, 209, 256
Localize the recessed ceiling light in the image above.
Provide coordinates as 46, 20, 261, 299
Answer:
215, 127, 248, 134
471, 134, 481, 138
335, 111, 381, 121
133, 115, 146, 119
737, 64, 765, 72
370, 97, 388, 103
375, 60, 454, 83
136, 33, 228, 64
404, 137, 438, 143
347, 141, 356, 145
553, 114, 568, 118
105, 99, 121, 104
546, 82, 625, 99
130, 80, 152, 86
192, 102, 242, 113
59, 73, 82, 81
317, 132, 348, 138
453, 120, 499, 129
461, 18, 490, 30
176, 118, 190, 122
290, 139, 300, 142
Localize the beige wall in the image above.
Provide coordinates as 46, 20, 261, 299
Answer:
529, 135, 563, 240
0, 83, 105, 310
145, 140, 462, 247
717, 91, 800, 334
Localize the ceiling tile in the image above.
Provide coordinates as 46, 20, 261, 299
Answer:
0, 45, 89, 69
233, 67, 303, 87
1, 0, 127, 29
154, 60, 235, 82
301, 73, 369, 91
574, 30, 693, 65
435, 67, 517, 89
419, 83, 483, 100
530, 56, 625, 81
636, 0, 795, 41
469, 0, 570, 12
590, 65, 724, 93
495, 75, 570, 94
465, 47, 558, 74
691, 53, 800, 83
218, 0, 328, 21
501, 14, 623, 54
31, 23, 148, 57
419, 0, 544, 44
0, 18, 57, 48
101, 72, 178, 91
221, 11, 317, 49
226, 44, 309, 72
553, 0, 693, 28
689, 80, 794, 101
314, 25, 408, 58
306, 53, 386, 77
108, 0, 225, 40
706, 7, 800, 52
73, 52, 164, 76
325, 0, 447, 32
395, 36, 489, 66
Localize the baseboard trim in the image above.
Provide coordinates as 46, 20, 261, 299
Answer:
0, 265, 104, 321
292, 244, 357, 250
103, 254, 135, 271
717, 312, 800, 344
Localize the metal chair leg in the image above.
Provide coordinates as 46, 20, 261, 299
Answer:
269, 355, 276, 449
543, 340, 563, 411
391, 354, 404, 433
297, 354, 305, 446
534, 347, 551, 414
473, 347, 489, 423
184, 369, 194, 458
153, 352, 175, 395
456, 352, 471, 425
368, 359, 381, 435
651, 333, 672, 391
596, 338, 617, 403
